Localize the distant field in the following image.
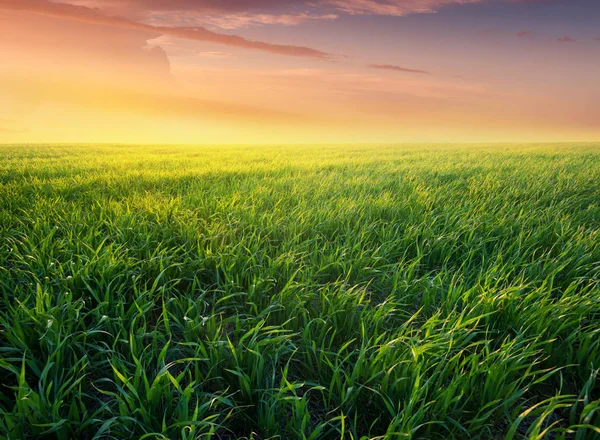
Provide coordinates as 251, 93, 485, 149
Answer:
1, 144, 599, 439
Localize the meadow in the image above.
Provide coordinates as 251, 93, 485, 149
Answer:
0, 143, 599, 439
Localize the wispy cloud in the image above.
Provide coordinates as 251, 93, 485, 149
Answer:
0, 72, 307, 124
0, 0, 333, 58
368, 64, 430, 74
197, 51, 231, 58
145, 11, 339, 30
516, 31, 535, 39
51, 0, 486, 28
508, 0, 557, 3
327, 0, 481, 16
558, 36, 576, 43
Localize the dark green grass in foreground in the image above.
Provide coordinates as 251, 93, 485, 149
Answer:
0, 144, 599, 439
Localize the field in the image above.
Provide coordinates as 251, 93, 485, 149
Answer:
0, 144, 599, 439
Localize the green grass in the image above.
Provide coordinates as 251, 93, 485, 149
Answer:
0, 143, 599, 439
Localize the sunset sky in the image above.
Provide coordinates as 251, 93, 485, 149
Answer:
1, 0, 599, 144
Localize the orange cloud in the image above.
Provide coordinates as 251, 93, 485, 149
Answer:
0, 0, 332, 58
0, 7, 171, 78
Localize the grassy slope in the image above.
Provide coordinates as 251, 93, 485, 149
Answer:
0, 144, 599, 439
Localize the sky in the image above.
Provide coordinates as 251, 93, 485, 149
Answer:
1, 0, 599, 144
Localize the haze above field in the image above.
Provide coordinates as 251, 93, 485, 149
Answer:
1, 0, 599, 143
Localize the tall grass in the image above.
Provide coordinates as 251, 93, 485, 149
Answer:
0, 143, 599, 439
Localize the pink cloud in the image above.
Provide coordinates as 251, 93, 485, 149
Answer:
516, 31, 534, 39
145, 11, 339, 30
327, 0, 481, 16
558, 36, 576, 43
368, 64, 430, 74
51, 0, 487, 28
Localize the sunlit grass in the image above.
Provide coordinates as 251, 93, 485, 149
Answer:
1, 143, 599, 439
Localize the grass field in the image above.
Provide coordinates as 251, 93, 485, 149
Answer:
0, 144, 599, 439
